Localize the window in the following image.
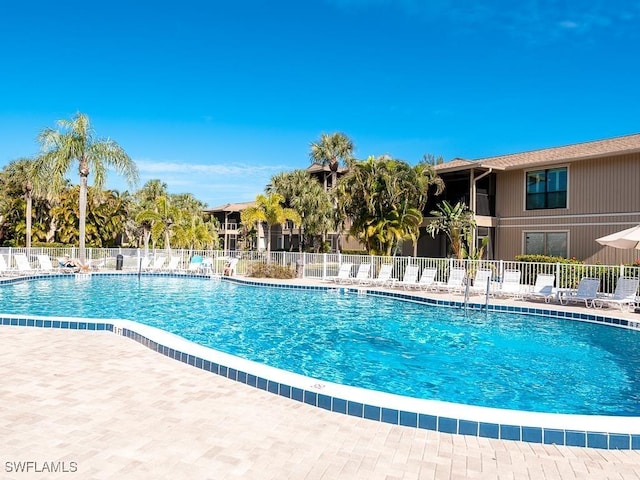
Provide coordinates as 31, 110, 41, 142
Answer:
526, 167, 567, 210
525, 232, 568, 257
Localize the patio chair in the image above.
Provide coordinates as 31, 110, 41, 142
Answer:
0, 254, 16, 276
495, 269, 526, 299
138, 257, 151, 271
558, 277, 600, 307
435, 267, 466, 294
165, 256, 182, 272
593, 276, 640, 312
222, 257, 239, 276
370, 264, 395, 288
188, 255, 203, 272
37, 254, 75, 274
14, 253, 36, 274
414, 267, 438, 291
397, 265, 420, 289
147, 255, 167, 271
324, 263, 353, 283
468, 268, 493, 295
525, 274, 556, 303
348, 263, 372, 285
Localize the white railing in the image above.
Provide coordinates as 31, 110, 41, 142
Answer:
1, 247, 638, 295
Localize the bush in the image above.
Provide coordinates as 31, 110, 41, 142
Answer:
246, 263, 295, 279
514, 254, 583, 264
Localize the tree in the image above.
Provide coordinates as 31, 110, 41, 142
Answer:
426, 201, 477, 259
135, 195, 180, 251
35, 112, 139, 263
309, 132, 354, 190
267, 170, 333, 252
336, 155, 444, 256
0, 159, 55, 246
240, 193, 301, 260
132, 179, 169, 251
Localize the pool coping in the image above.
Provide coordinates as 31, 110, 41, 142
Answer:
2, 271, 640, 450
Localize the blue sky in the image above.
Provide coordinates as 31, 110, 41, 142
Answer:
1, 0, 638, 207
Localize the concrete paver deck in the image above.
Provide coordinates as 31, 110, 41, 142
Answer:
3, 324, 640, 479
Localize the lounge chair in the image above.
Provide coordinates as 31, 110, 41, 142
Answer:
166, 256, 181, 272
14, 253, 36, 274
38, 254, 74, 274
558, 277, 600, 307
397, 265, 420, 289
0, 254, 16, 276
495, 269, 525, 298
414, 267, 438, 291
147, 256, 166, 271
188, 255, 203, 272
325, 263, 353, 283
468, 268, 493, 295
348, 263, 371, 285
222, 257, 239, 276
138, 257, 151, 271
594, 276, 640, 312
525, 274, 556, 303
370, 264, 395, 288
435, 267, 466, 294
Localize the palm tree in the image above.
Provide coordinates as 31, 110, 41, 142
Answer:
336, 155, 444, 256
268, 170, 333, 252
309, 132, 354, 190
240, 193, 301, 261
35, 112, 139, 263
426, 201, 477, 259
135, 195, 180, 252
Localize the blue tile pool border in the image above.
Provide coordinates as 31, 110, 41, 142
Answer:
2, 274, 640, 450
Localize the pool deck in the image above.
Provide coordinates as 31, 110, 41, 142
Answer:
2, 275, 640, 479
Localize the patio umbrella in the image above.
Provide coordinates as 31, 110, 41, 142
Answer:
596, 225, 640, 250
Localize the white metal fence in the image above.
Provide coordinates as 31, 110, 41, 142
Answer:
1, 247, 638, 295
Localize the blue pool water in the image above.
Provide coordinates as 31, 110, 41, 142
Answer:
2, 275, 640, 415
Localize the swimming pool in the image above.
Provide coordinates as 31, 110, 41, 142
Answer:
3, 274, 640, 416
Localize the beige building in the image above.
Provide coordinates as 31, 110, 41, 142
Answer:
424, 133, 640, 264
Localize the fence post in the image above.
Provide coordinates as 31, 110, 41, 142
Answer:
555, 262, 561, 287
322, 253, 327, 279
621, 264, 625, 277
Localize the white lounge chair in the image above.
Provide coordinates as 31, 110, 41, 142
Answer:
37, 254, 71, 274
188, 255, 203, 272
594, 277, 640, 312
349, 263, 371, 285
468, 268, 493, 295
370, 264, 395, 288
397, 265, 420, 289
325, 263, 353, 283
436, 267, 466, 294
223, 257, 239, 276
495, 269, 525, 298
166, 256, 181, 272
14, 253, 36, 274
0, 254, 16, 276
138, 257, 151, 271
414, 267, 438, 291
558, 277, 600, 307
525, 274, 556, 303
147, 256, 166, 271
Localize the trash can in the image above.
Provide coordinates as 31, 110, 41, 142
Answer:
116, 254, 124, 271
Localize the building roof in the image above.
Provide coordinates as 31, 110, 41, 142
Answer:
205, 201, 255, 213
307, 163, 349, 174
434, 133, 640, 173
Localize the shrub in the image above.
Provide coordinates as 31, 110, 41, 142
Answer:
246, 263, 295, 279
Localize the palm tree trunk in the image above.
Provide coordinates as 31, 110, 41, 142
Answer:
25, 193, 32, 250
266, 224, 272, 264
78, 173, 88, 264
